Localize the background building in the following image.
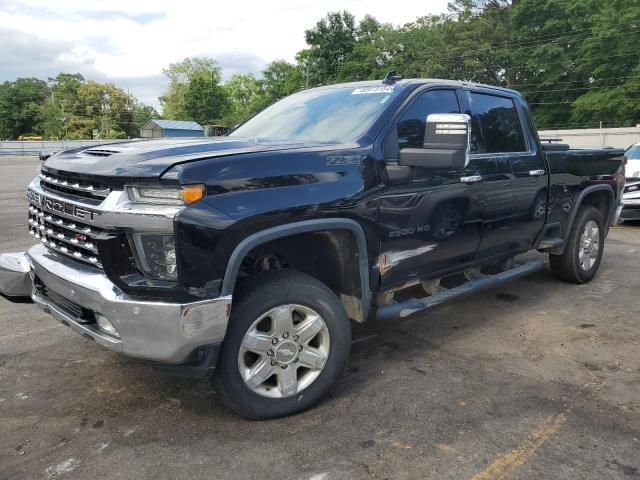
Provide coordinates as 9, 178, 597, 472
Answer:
140, 119, 204, 138
538, 127, 640, 149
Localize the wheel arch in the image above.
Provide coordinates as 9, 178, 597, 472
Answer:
554, 184, 614, 254
220, 219, 373, 322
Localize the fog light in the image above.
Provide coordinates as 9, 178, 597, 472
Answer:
96, 314, 120, 338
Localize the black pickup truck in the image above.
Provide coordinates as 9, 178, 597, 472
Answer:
0, 77, 626, 419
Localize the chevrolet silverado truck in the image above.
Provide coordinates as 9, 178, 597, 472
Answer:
0, 76, 626, 419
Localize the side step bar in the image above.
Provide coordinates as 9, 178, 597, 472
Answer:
376, 259, 544, 321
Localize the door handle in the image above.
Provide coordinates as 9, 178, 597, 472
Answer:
529, 169, 545, 176
460, 175, 483, 184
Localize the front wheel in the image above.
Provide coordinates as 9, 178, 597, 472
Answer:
549, 205, 605, 284
213, 270, 351, 419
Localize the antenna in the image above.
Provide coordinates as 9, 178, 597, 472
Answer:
382, 71, 403, 85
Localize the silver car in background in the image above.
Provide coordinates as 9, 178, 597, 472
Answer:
621, 144, 640, 222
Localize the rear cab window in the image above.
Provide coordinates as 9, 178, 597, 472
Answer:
467, 92, 527, 154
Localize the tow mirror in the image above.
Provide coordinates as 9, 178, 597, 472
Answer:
399, 113, 471, 169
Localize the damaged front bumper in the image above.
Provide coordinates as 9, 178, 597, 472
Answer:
0, 244, 232, 365
0, 252, 32, 297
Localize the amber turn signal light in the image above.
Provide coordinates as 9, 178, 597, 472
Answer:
180, 184, 206, 204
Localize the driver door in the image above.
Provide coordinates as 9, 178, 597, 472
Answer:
378, 88, 483, 288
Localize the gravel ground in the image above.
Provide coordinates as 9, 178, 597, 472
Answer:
1, 156, 639, 480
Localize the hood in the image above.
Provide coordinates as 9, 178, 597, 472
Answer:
42, 137, 324, 181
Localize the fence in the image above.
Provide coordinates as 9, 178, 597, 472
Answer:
538, 127, 640, 149
4, 127, 640, 156
0, 140, 126, 156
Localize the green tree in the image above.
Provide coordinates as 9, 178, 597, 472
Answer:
509, 0, 640, 128
510, 0, 592, 128
261, 61, 305, 103
39, 98, 66, 139
330, 16, 389, 81
0, 78, 49, 139
73, 80, 133, 138
303, 11, 358, 85
160, 57, 222, 119
183, 73, 230, 124
568, 0, 640, 127
223, 73, 264, 126
130, 101, 159, 137
45, 73, 85, 138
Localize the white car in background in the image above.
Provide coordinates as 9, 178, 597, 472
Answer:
621, 144, 640, 222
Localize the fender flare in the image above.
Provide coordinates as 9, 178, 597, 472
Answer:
555, 184, 615, 254
220, 218, 372, 312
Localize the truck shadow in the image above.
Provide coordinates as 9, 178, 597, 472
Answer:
334, 266, 554, 401
117, 258, 558, 419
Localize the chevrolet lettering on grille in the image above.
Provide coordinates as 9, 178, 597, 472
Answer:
27, 189, 99, 222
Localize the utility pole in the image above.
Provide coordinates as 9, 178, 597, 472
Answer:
215, 70, 218, 125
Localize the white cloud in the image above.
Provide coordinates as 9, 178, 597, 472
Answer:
0, 0, 449, 108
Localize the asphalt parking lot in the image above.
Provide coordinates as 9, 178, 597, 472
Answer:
1, 156, 639, 480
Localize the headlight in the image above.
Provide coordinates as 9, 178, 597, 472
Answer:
625, 183, 640, 193
126, 184, 205, 205
130, 233, 177, 280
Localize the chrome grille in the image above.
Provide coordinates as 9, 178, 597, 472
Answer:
28, 204, 103, 268
40, 172, 111, 203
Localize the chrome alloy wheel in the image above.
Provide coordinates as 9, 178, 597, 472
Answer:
579, 220, 600, 271
238, 304, 330, 398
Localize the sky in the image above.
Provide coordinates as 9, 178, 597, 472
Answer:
0, 0, 449, 109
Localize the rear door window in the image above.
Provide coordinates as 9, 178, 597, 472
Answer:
469, 93, 527, 154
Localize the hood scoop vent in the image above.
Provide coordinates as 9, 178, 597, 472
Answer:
83, 148, 120, 157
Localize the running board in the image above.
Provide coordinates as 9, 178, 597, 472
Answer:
376, 259, 544, 321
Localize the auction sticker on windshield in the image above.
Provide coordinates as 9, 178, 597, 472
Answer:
352, 86, 395, 95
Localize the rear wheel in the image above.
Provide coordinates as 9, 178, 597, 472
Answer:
213, 270, 351, 419
549, 206, 605, 284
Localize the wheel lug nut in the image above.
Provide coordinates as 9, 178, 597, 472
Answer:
272, 338, 278, 345
293, 335, 299, 341
294, 358, 299, 363
267, 350, 273, 356
281, 365, 288, 370
271, 360, 277, 366
298, 345, 303, 351
283, 332, 289, 338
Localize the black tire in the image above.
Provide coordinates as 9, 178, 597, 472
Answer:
549, 205, 605, 284
213, 269, 351, 419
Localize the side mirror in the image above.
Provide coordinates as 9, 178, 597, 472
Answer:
399, 113, 471, 169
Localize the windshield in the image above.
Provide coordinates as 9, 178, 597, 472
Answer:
626, 144, 640, 159
230, 85, 403, 143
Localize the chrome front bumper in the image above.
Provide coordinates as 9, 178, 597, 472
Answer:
0, 252, 32, 297
1, 245, 232, 363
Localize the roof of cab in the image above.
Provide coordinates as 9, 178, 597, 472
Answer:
310, 78, 521, 97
